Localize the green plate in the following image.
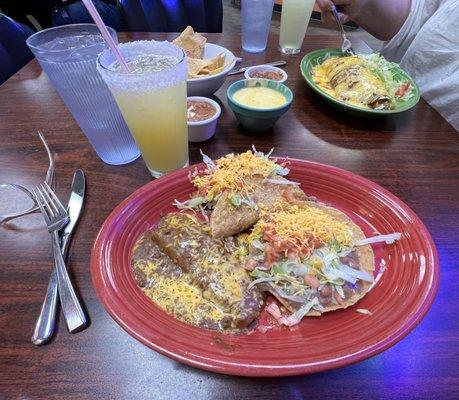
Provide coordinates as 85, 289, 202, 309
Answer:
300, 48, 420, 115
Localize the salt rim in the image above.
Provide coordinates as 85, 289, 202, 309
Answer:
97, 40, 187, 93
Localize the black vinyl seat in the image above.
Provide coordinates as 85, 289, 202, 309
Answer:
0, 13, 34, 85
52, 0, 223, 33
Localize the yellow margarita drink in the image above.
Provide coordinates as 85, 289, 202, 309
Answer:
98, 41, 188, 177
279, 0, 315, 54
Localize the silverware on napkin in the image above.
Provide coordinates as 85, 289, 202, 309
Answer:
227, 60, 287, 76
31, 171, 86, 345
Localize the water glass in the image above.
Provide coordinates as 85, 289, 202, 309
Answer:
279, 0, 315, 54
26, 24, 140, 165
242, 0, 274, 53
98, 41, 189, 178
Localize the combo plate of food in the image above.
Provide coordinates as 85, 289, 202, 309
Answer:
301, 48, 420, 115
91, 149, 438, 376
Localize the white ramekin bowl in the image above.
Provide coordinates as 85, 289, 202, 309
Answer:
187, 43, 236, 96
187, 96, 221, 142
244, 65, 288, 83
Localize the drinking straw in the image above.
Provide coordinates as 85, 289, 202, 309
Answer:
81, 0, 131, 73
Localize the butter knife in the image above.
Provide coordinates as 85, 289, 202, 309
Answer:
227, 60, 287, 76
31, 170, 86, 345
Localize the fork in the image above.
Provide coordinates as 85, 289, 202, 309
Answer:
331, 5, 356, 56
33, 183, 87, 333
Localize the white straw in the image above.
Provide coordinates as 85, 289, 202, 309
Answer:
81, 0, 131, 73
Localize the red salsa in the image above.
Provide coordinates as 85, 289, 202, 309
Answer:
187, 100, 216, 122
249, 69, 284, 81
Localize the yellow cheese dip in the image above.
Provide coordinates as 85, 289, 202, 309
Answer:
233, 87, 287, 108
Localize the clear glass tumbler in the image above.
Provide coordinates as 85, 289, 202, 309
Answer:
279, 0, 315, 54
242, 0, 274, 53
97, 41, 189, 178
26, 24, 140, 165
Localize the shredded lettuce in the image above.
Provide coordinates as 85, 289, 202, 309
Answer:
173, 197, 205, 210
264, 178, 300, 186
199, 149, 216, 171
329, 236, 342, 253
248, 276, 276, 290
230, 194, 242, 207
274, 288, 309, 304
250, 269, 270, 279
272, 164, 290, 176
251, 145, 274, 160
229, 193, 258, 210
335, 284, 345, 299
241, 197, 258, 211
251, 239, 265, 251
284, 297, 320, 325
361, 53, 413, 104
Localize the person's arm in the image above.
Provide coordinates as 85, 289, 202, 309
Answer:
316, 0, 412, 41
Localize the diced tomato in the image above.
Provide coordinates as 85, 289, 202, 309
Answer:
244, 258, 258, 271
265, 302, 283, 320
282, 187, 296, 203
287, 250, 297, 260
333, 291, 345, 306
304, 274, 320, 288
273, 239, 283, 252
395, 82, 410, 98
257, 325, 269, 333
265, 245, 278, 266
320, 285, 331, 296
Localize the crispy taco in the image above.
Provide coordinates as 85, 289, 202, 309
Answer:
174, 148, 307, 238
244, 200, 378, 325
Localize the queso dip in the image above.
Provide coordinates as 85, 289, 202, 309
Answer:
233, 87, 287, 109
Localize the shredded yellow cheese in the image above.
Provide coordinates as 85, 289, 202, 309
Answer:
143, 262, 226, 324
192, 151, 279, 200
249, 201, 353, 253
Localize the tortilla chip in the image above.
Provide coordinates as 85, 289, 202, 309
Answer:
187, 53, 227, 79
172, 26, 206, 59
188, 58, 212, 78
173, 27, 228, 79
207, 52, 226, 71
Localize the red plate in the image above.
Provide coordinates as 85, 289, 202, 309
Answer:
91, 159, 439, 377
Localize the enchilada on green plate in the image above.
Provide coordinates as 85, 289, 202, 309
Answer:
300, 48, 420, 115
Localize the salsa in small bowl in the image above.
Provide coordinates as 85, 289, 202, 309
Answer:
244, 65, 287, 83
187, 97, 221, 142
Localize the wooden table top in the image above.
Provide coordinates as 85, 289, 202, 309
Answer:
0, 32, 458, 400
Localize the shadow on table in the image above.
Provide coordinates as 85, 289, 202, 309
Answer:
298, 88, 415, 150
171, 357, 369, 397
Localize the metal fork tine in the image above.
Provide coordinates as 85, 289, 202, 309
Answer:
39, 183, 58, 217
44, 182, 66, 215
32, 188, 51, 224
